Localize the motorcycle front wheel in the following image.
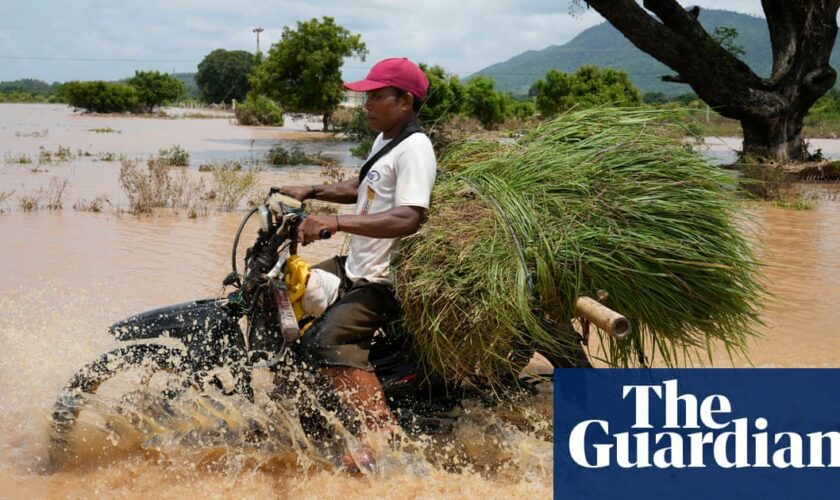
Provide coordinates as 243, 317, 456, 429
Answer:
48, 344, 192, 466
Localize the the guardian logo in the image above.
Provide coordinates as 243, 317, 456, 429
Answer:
568, 379, 840, 469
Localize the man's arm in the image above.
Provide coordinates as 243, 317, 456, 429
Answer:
298, 206, 424, 244
280, 177, 360, 204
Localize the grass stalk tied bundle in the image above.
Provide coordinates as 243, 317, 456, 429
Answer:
393, 107, 764, 387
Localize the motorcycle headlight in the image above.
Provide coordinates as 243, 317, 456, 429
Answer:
258, 204, 271, 232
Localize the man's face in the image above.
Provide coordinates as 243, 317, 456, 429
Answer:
364, 87, 412, 135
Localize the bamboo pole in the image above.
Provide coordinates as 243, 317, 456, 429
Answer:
575, 296, 632, 339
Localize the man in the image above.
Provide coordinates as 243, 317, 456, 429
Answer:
279, 57, 436, 470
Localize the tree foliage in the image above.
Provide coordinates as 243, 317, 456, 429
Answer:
234, 92, 284, 126
63, 81, 138, 113
418, 64, 464, 126
531, 66, 641, 117
531, 69, 573, 117
568, 65, 642, 107
463, 76, 508, 129
507, 97, 536, 119
253, 16, 367, 129
0, 79, 56, 95
711, 26, 746, 58
127, 70, 185, 113
196, 49, 255, 104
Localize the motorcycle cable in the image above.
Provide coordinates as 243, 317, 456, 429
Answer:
229, 206, 260, 288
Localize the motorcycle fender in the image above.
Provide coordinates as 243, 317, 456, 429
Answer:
109, 299, 242, 355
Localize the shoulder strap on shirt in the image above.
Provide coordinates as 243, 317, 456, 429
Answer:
358, 122, 424, 184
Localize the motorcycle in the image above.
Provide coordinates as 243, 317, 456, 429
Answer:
48, 191, 629, 466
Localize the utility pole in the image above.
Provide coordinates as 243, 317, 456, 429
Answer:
252, 27, 264, 54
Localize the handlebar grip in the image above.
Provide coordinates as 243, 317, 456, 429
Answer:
319, 228, 332, 240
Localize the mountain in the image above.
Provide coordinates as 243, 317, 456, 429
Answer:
473, 9, 840, 96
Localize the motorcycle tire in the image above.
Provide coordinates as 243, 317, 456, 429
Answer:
48, 344, 191, 466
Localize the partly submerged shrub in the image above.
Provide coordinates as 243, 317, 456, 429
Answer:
157, 145, 190, 166
63, 81, 138, 113
207, 161, 258, 211
119, 158, 206, 215
235, 94, 284, 126
266, 144, 307, 165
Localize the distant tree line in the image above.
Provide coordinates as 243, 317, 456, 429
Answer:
0, 79, 64, 103
7, 14, 839, 149
0, 71, 186, 113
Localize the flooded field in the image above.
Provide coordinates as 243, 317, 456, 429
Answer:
1, 104, 839, 498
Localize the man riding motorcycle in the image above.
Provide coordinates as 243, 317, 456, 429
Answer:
279, 57, 436, 471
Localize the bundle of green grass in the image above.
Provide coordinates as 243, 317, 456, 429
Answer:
393, 107, 763, 386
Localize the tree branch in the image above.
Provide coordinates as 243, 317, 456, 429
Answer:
642, 0, 704, 36
584, 0, 762, 115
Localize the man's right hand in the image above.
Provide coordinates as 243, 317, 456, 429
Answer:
273, 185, 314, 202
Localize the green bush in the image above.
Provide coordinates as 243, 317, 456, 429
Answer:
158, 145, 190, 166
63, 81, 139, 113
463, 76, 507, 130
418, 64, 464, 127
234, 93, 284, 126
265, 144, 307, 165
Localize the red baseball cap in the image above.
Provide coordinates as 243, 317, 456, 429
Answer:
344, 57, 429, 101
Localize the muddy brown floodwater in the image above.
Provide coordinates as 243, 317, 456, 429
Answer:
1, 104, 839, 498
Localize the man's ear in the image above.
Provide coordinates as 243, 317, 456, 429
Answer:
402, 92, 415, 111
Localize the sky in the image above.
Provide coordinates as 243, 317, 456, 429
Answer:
0, 1, 765, 83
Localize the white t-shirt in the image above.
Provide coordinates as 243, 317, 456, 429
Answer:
344, 131, 437, 284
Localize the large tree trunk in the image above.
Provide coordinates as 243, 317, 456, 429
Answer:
740, 114, 807, 162
582, 0, 840, 163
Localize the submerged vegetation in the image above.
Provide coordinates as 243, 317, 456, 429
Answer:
73, 195, 113, 213
16, 177, 68, 211
118, 149, 258, 217
157, 145, 190, 167
118, 157, 207, 217
265, 143, 338, 167
206, 161, 258, 211
394, 107, 764, 387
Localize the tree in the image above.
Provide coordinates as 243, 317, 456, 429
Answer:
253, 17, 367, 130
568, 65, 641, 107
575, 0, 840, 162
196, 49, 255, 104
418, 64, 464, 126
463, 76, 507, 129
63, 81, 138, 113
531, 69, 573, 117
507, 96, 535, 119
127, 70, 185, 113
531, 66, 641, 117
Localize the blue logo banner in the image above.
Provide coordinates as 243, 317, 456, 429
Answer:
554, 369, 840, 499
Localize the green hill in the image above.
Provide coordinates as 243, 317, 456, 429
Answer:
474, 9, 840, 96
